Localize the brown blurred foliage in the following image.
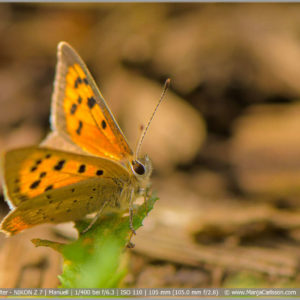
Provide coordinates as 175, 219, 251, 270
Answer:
1, 3, 300, 288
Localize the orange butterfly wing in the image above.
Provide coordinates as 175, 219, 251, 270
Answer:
51, 42, 133, 163
3, 147, 129, 206
1, 147, 130, 235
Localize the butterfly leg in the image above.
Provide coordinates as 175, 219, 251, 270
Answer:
81, 200, 109, 234
143, 186, 152, 215
129, 188, 136, 235
125, 188, 137, 248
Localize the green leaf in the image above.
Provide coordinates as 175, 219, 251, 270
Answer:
32, 195, 158, 288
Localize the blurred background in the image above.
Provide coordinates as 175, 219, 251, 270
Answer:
1, 3, 300, 288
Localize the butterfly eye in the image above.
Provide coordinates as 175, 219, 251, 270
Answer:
132, 160, 145, 175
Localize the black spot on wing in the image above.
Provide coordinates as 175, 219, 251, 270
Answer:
96, 170, 103, 176
54, 160, 66, 171
70, 103, 77, 115
83, 78, 89, 85
87, 97, 96, 109
30, 166, 37, 172
74, 77, 82, 88
101, 120, 107, 129
39, 172, 47, 178
78, 96, 82, 104
30, 159, 43, 172
76, 120, 83, 135
45, 185, 53, 192
78, 164, 86, 173
30, 180, 41, 189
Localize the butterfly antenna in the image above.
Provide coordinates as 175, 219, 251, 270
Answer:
135, 78, 170, 160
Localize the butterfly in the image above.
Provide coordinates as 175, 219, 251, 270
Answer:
0, 42, 168, 236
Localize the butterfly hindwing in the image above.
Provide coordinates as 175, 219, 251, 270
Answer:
1, 177, 127, 235
51, 42, 133, 162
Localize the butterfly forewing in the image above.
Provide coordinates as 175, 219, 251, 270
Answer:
1, 147, 131, 235
2, 147, 130, 208
52, 42, 133, 162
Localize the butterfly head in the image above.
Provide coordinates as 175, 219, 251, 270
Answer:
131, 155, 152, 182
